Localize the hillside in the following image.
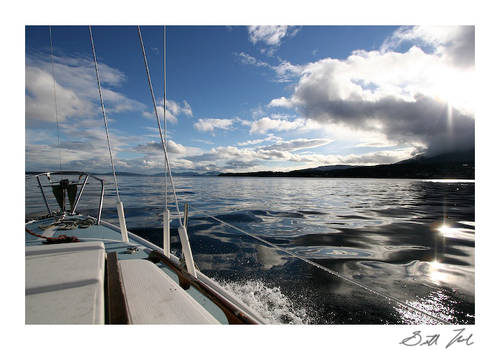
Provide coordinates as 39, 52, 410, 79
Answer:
219, 149, 475, 179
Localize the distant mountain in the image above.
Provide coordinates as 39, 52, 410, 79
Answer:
163, 171, 221, 177
98, 171, 221, 177
202, 171, 222, 176
396, 149, 474, 165
26, 150, 474, 179
289, 164, 357, 174
98, 171, 146, 176
25, 170, 148, 177
25, 170, 220, 177
219, 149, 474, 179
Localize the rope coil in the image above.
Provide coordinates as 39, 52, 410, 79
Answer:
26, 227, 79, 244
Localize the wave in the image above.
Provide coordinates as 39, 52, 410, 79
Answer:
216, 279, 310, 325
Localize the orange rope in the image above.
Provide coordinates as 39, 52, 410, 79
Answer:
25, 227, 79, 244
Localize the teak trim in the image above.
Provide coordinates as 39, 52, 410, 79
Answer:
106, 251, 130, 324
148, 250, 258, 325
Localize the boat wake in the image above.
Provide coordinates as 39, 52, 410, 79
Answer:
216, 279, 310, 324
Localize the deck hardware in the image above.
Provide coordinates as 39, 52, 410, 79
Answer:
126, 246, 139, 254
34, 172, 105, 220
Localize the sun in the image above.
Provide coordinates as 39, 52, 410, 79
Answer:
431, 67, 475, 117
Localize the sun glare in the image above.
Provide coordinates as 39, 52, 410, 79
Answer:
429, 260, 447, 284
432, 68, 475, 116
438, 223, 454, 236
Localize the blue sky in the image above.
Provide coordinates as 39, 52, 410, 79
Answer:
25, 25, 475, 174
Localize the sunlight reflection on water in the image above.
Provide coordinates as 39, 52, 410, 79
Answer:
25, 176, 475, 324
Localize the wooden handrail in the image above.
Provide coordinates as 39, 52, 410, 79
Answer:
106, 252, 130, 324
148, 250, 258, 324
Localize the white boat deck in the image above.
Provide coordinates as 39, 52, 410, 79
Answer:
25, 242, 106, 324
25, 215, 232, 324
119, 259, 219, 324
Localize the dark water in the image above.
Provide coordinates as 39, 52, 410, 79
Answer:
25, 175, 475, 325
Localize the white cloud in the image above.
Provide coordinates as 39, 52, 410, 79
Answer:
235, 52, 303, 82
26, 135, 115, 172
192, 138, 215, 145
26, 54, 145, 125
194, 118, 234, 133
133, 140, 187, 155
185, 140, 416, 172
166, 99, 193, 117
272, 58, 304, 82
268, 96, 294, 109
142, 109, 175, 123
249, 117, 302, 134
259, 138, 332, 152
280, 148, 418, 167
26, 66, 93, 123
247, 26, 301, 56
248, 115, 322, 134
267, 26, 475, 155
237, 134, 282, 146
236, 52, 269, 67
166, 140, 188, 155
248, 26, 289, 46
381, 26, 474, 68
25, 53, 197, 173
142, 99, 193, 123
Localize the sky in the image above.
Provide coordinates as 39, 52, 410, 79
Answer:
25, 25, 475, 174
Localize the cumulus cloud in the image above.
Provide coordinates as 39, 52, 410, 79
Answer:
248, 115, 322, 134
132, 140, 187, 155
273, 58, 303, 81
26, 65, 94, 123
117, 139, 205, 173
250, 117, 296, 134
26, 54, 145, 126
25, 53, 155, 172
268, 96, 294, 109
184, 140, 414, 171
26, 137, 113, 172
247, 26, 301, 56
167, 99, 193, 117
25, 114, 156, 172
267, 26, 475, 155
194, 118, 235, 133
25, 52, 197, 173
381, 26, 475, 68
248, 26, 288, 46
142, 99, 192, 123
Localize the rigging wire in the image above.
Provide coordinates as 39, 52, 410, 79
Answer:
137, 26, 446, 324
89, 26, 121, 202
163, 25, 168, 209
48, 26, 62, 171
187, 203, 451, 325
137, 25, 182, 227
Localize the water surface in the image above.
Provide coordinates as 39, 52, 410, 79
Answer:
25, 176, 475, 324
